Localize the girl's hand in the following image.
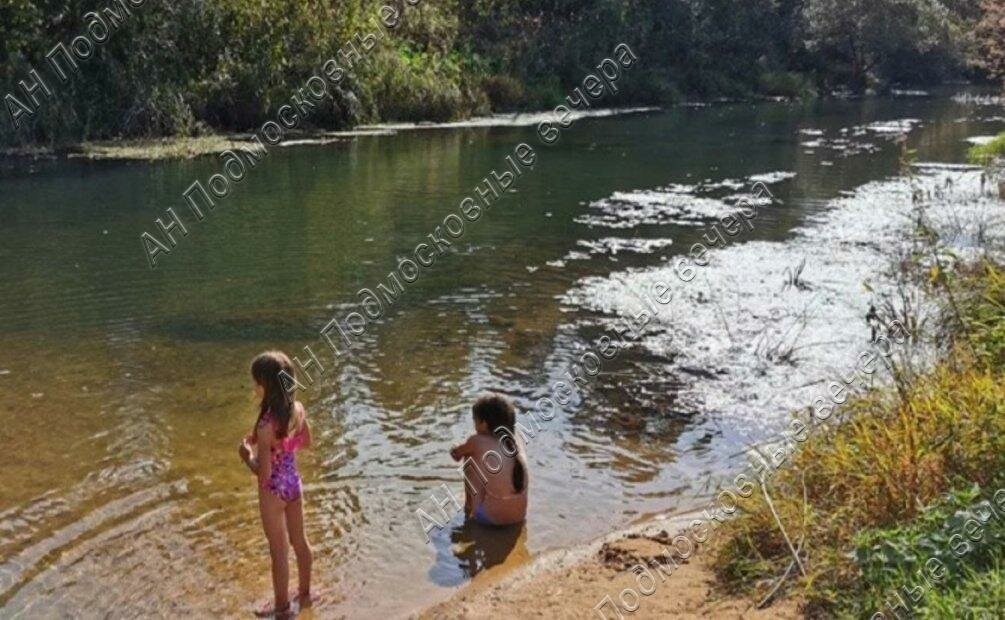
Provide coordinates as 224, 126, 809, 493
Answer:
238, 439, 252, 463
450, 436, 475, 462
239, 438, 260, 475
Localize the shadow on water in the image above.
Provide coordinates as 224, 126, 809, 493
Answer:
427, 516, 530, 587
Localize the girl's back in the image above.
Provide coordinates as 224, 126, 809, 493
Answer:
467, 434, 528, 526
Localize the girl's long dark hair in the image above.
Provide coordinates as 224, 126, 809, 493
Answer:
251, 351, 297, 439
472, 394, 526, 493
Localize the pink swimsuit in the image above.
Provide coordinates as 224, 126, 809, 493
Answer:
257, 411, 306, 502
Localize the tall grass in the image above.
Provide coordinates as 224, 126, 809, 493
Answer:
712, 262, 1005, 616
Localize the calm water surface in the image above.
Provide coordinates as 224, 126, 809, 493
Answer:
0, 94, 999, 617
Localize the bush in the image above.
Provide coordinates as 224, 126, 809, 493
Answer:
851, 485, 1005, 615
758, 71, 816, 99
968, 132, 1005, 167
481, 74, 525, 110
365, 47, 470, 122
0, 0, 996, 146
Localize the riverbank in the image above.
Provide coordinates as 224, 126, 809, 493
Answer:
4, 0, 999, 151
713, 258, 1005, 617
0, 107, 659, 162
708, 147, 1005, 617
711, 237, 1005, 618
3, 93, 997, 164
418, 157, 1003, 618
419, 511, 801, 619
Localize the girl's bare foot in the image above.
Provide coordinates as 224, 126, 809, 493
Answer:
254, 600, 292, 618
296, 591, 312, 609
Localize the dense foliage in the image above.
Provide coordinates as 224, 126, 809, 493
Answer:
975, 0, 1005, 81
0, 0, 1000, 146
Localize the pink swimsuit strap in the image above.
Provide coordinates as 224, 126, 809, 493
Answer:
257, 411, 305, 452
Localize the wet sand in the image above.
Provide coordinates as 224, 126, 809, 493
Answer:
420, 512, 801, 619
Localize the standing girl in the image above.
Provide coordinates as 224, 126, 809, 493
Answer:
239, 351, 313, 617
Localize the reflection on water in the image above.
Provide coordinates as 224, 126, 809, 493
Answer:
0, 92, 1001, 617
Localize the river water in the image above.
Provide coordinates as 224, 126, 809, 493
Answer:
0, 93, 1001, 617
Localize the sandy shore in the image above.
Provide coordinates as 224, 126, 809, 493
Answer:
418, 512, 801, 619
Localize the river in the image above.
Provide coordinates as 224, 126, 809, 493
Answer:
0, 92, 1001, 617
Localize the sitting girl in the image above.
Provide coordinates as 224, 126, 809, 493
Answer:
239, 351, 313, 617
450, 394, 529, 526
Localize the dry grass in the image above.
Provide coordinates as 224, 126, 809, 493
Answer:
712, 263, 1005, 615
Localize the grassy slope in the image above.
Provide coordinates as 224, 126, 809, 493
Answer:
712, 259, 1005, 617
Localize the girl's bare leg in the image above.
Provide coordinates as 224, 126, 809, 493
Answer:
259, 492, 290, 613
285, 498, 313, 604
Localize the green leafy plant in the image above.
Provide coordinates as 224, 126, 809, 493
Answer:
968, 132, 1005, 167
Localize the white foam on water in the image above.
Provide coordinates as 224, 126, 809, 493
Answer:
952, 93, 1004, 106
801, 118, 925, 158
862, 118, 923, 134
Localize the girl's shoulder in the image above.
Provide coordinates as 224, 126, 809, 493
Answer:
468, 433, 500, 452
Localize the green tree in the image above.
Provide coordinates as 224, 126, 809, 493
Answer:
975, 0, 1005, 82
802, 0, 961, 89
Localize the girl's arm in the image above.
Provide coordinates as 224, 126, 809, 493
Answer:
450, 436, 476, 462
255, 424, 274, 488
301, 415, 312, 449
297, 402, 312, 450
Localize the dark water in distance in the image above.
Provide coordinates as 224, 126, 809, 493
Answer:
0, 93, 1000, 617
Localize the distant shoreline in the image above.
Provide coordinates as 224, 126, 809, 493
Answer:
0, 106, 662, 163
7, 84, 1000, 164
7, 85, 989, 165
